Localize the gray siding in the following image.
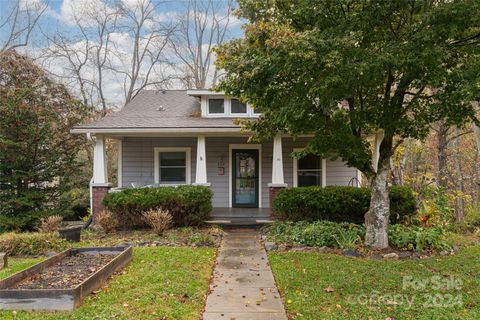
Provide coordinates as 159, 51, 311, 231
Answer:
122, 136, 359, 208
205, 137, 272, 208
326, 158, 358, 186
122, 137, 197, 187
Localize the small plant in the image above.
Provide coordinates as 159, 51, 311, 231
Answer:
465, 204, 480, 228
38, 215, 64, 233
143, 209, 172, 235
188, 233, 214, 245
94, 210, 118, 234
333, 229, 362, 249
388, 224, 451, 252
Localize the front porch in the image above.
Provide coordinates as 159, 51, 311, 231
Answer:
87, 133, 363, 220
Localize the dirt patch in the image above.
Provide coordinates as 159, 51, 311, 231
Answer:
11, 253, 117, 289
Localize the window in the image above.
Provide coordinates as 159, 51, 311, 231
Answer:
208, 99, 225, 114
154, 148, 191, 185
293, 151, 325, 187
202, 97, 261, 117
231, 99, 247, 114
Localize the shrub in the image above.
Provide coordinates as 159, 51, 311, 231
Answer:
464, 204, 480, 229
266, 221, 365, 249
103, 185, 213, 228
388, 224, 451, 252
273, 185, 416, 224
143, 209, 172, 235
0, 210, 53, 232
94, 210, 118, 234
59, 187, 90, 220
0, 232, 68, 256
38, 215, 63, 233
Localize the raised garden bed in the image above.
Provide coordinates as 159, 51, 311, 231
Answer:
0, 246, 132, 311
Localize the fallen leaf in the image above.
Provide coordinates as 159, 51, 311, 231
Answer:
324, 287, 335, 293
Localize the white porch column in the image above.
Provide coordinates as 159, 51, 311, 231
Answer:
194, 135, 210, 186
93, 135, 108, 184
270, 134, 286, 186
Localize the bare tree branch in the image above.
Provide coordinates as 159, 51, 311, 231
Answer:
170, 0, 235, 89
1, 0, 48, 51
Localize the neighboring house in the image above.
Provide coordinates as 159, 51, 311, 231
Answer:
72, 90, 363, 219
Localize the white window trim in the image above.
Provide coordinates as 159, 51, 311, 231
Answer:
228, 144, 262, 208
206, 97, 227, 117
202, 96, 261, 118
292, 148, 327, 187
154, 147, 191, 185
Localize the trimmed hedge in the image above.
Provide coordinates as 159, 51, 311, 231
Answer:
273, 186, 416, 224
102, 185, 213, 227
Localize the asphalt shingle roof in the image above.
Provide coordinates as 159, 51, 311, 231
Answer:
74, 90, 241, 130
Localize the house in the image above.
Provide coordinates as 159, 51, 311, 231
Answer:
72, 90, 364, 221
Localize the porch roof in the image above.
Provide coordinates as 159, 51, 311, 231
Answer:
71, 90, 243, 134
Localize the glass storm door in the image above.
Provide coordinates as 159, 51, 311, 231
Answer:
232, 149, 259, 207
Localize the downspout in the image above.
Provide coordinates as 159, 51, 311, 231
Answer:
85, 133, 95, 229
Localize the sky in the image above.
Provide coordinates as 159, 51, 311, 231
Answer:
0, 0, 245, 107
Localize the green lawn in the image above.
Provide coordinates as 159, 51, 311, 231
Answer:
269, 246, 480, 320
0, 247, 215, 319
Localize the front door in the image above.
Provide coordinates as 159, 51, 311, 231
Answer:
232, 149, 259, 207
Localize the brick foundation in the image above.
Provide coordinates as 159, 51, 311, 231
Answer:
269, 185, 287, 218
92, 185, 112, 215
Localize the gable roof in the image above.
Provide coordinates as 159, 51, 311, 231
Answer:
72, 90, 242, 134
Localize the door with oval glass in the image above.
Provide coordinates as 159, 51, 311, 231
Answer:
232, 149, 259, 207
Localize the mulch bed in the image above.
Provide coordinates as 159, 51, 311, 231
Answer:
11, 253, 117, 290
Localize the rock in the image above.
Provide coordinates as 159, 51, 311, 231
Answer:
318, 246, 329, 253
278, 244, 287, 251
439, 250, 449, 256
45, 251, 57, 258
194, 242, 212, 247
452, 245, 460, 252
0, 252, 7, 269
343, 249, 362, 257
383, 252, 399, 260
264, 242, 278, 251
398, 252, 411, 259
118, 242, 135, 247
289, 247, 303, 252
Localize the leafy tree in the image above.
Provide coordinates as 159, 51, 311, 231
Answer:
216, 0, 480, 247
0, 50, 90, 230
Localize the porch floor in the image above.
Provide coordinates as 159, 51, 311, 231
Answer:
206, 208, 273, 226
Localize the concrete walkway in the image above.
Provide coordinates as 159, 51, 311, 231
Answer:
203, 229, 287, 320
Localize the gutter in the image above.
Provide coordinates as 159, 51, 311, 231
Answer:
71, 127, 243, 134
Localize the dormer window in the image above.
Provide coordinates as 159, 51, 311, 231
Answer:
208, 98, 225, 114
187, 90, 261, 118
231, 99, 247, 114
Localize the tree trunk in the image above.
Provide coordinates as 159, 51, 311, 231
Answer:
364, 163, 390, 249
437, 122, 449, 189
453, 128, 465, 223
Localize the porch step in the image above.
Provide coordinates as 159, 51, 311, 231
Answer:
205, 217, 274, 227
